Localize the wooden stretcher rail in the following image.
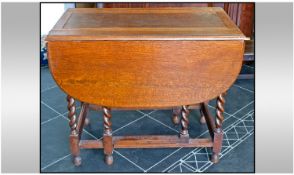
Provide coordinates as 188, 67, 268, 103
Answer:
79, 135, 213, 149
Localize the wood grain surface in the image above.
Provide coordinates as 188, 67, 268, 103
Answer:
48, 40, 244, 108
46, 7, 247, 41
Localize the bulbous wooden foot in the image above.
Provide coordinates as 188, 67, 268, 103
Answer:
172, 115, 180, 125
211, 153, 220, 163
172, 108, 181, 125
73, 156, 82, 166
199, 108, 206, 124
199, 115, 206, 124
84, 117, 90, 126
105, 155, 113, 165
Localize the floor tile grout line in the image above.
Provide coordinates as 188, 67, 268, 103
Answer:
207, 100, 254, 118
41, 102, 150, 170
41, 154, 71, 171
162, 108, 252, 173
207, 104, 233, 116
146, 114, 179, 133
162, 109, 254, 172
200, 131, 254, 172
233, 84, 254, 93
114, 150, 146, 172
41, 94, 253, 172
41, 114, 143, 170
41, 115, 62, 125
112, 115, 147, 134
41, 68, 254, 172
41, 85, 58, 93
181, 161, 197, 172
41, 101, 65, 116
170, 124, 254, 173
222, 110, 254, 133
243, 64, 254, 69
136, 109, 157, 116
231, 101, 254, 116
41, 101, 81, 125
41, 113, 146, 171
189, 111, 255, 172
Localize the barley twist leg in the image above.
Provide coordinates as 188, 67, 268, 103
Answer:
67, 95, 81, 166
180, 105, 190, 137
103, 106, 113, 165
211, 93, 226, 163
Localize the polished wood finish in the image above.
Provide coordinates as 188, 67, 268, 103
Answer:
46, 8, 247, 41
216, 93, 225, 129
80, 136, 213, 148
48, 40, 244, 108
211, 93, 226, 163
102, 3, 254, 38
180, 105, 190, 137
47, 8, 246, 166
67, 95, 81, 166
102, 107, 113, 165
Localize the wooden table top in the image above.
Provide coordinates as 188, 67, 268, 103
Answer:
46, 7, 247, 41
47, 7, 246, 108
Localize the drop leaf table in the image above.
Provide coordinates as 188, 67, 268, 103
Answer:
46, 7, 247, 166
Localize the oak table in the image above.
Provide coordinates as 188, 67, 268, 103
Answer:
46, 7, 247, 166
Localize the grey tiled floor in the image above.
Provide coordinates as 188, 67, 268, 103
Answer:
41, 64, 254, 172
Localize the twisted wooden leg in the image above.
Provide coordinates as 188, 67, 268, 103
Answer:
172, 108, 181, 125
199, 108, 206, 124
211, 93, 225, 163
180, 105, 190, 139
67, 95, 81, 166
103, 106, 113, 165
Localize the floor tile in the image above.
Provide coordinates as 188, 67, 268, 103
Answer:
209, 85, 254, 115
113, 116, 179, 170
42, 149, 143, 172
234, 79, 255, 92
41, 103, 59, 123
240, 64, 255, 74
41, 117, 70, 168
83, 109, 145, 139
41, 68, 56, 91
41, 87, 80, 114
205, 134, 254, 173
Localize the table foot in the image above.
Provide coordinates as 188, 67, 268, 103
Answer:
73, 156, 82, 166
172, 108, 181, 125
211, 153, 220, 163
199, 108, 206, 125
104, 155, 113, 165
84, 117, 90, 126
199, 116, 206, 124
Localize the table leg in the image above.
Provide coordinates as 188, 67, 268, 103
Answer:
103, 106, 113, 165
172, 108, 181, 125
180, 105, 190, 139
199, 108, 206, 124
80, 102, 90, 127
211, 93, 225, 163
67, 95, 81, 166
